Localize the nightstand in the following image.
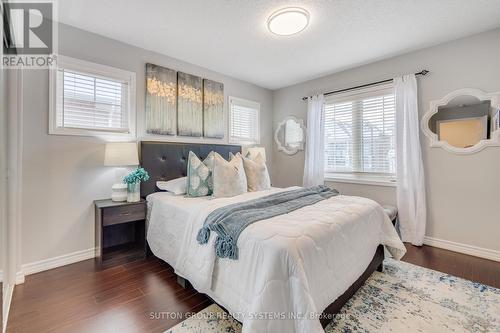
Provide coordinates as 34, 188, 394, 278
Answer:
94, 199, 147, 268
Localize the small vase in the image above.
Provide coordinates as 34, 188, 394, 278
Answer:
127, 182, 140, 202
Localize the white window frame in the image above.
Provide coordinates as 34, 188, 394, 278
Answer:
324, 83, 396, 187
49, 55, 136, 139
229, 96, 260, 145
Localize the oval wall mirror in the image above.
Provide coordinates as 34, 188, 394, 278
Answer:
421, 88, 500, 154
275, 116, 306, 155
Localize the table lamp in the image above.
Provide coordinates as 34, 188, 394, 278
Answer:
104, 142, 139, 201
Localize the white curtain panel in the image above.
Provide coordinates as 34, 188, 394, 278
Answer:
303, 94, 325, 187
395, 74, 427, 245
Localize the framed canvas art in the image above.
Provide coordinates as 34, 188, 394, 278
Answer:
145, 63, 177, 135
177, 72, 203, 137
203, 79, 224, 138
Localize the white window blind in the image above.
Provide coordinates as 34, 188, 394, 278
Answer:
50, 55, 136, 137
229, 97, 260, 144
324, 85, 395, 176
57, 70, 129, 132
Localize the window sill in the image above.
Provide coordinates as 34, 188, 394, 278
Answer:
48, 126, 135, 140
325, 173, 396, 187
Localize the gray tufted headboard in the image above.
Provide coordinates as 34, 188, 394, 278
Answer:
140, 141, 241, 198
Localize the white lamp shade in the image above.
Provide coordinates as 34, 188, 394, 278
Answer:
104, 142, 139, 166
247, 147, 266, 162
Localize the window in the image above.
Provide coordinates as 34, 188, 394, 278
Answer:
324, 84, 396, 185
49, 55, 136, 137
229, 96, 260, 145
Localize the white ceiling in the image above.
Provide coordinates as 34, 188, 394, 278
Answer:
57, 0, 500, 90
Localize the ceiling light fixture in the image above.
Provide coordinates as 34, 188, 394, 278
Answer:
267, 7, 309, 36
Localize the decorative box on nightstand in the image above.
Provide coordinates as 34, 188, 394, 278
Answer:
94, 199, 147, 268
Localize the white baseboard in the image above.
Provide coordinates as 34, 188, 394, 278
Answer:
15, 271, 25, 285
424, 236, 500, 262
15, 247, 96, 284
0, 270, 3, 282
3, 283, 14, 333
11, 237, 499, 287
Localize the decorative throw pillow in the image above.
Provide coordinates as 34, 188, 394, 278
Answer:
242, 153, 271, 192
186, 151, 215, 197
213, 153, 248, 198
156, 176, 187, 195
245, 149, 264, 161
229, 151, 253, 161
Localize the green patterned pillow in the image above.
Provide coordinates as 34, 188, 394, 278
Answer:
186, 151, 215, 197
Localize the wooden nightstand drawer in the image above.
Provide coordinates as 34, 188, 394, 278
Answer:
102, 203, 146, 226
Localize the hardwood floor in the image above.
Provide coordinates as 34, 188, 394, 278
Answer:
7, 258, 211, 333
402, 243, 500, 288
6, 244, 500, 333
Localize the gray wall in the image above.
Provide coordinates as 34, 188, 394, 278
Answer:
272, 28, 500, 252
21, 23, 273, 265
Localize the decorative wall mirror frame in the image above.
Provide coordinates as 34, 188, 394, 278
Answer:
274, 116, 306, 155
421, 88, 500, 154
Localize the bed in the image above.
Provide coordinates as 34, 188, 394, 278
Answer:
140, 141, 406, 333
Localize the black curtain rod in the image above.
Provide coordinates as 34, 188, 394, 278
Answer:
302, 70, 429, 101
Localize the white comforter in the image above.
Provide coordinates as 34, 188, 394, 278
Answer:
147, 187, 406, 333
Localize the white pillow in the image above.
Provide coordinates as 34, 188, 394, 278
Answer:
213, 153, 248, 198
156, 177, 187, 195
242, 153, 271, 192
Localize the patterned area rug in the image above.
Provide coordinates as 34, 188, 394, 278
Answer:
165, 259, 500, 333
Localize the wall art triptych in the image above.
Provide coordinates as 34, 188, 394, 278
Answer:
145, 63, 224, 138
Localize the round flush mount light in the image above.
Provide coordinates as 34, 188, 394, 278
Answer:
267, 7, 309, 36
